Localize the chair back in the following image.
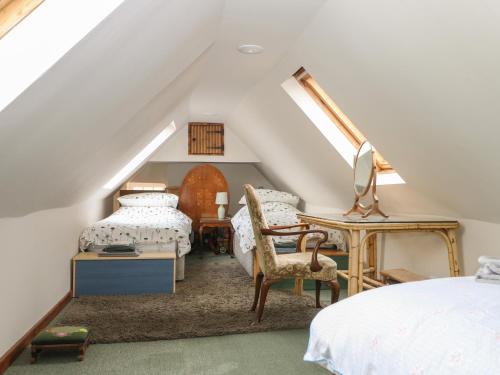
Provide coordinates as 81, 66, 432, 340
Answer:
243, 184, 278, 276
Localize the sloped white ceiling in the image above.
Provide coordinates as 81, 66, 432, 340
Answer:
0, 0, 330, 218
228, 0, 500, 222
0, 0, 224, 217
189, 0, 326, 122
3, 0, 500, 225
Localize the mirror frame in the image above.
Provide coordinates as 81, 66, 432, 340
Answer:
344, 141, 388, 218
353, 141, 375, 198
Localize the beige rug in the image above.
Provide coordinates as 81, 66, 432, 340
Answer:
59, 254, 320, 343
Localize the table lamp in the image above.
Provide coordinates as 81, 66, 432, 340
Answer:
215, 192, 228, 219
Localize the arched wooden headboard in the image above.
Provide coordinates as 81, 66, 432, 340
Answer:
178, 164, 229, 232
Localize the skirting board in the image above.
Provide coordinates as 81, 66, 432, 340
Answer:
0, 291, 72, 375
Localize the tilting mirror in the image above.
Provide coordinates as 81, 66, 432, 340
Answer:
344, 141, 388, 218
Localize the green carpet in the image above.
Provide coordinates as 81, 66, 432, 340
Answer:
7, 329, 329, 375
6, 252, 340, 374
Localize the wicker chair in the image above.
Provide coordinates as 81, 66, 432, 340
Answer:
244, 184, 340, 322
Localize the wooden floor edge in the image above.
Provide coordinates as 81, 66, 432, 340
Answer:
0, 291, 72, 375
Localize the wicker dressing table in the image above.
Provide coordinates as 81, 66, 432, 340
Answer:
297, 213, 460, 296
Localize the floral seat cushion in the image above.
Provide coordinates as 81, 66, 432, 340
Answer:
32, 326, 89, 345
272, 252, 337, 281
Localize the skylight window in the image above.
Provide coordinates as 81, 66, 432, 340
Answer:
103, 122, 177, 190
282, 67, 404, 185
0, 0, 124, 113
0, 0, 45, 39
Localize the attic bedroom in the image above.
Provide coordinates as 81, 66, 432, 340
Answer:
1, 0, 499, 374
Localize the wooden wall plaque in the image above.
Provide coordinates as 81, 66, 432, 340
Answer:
188, 122, 224, 155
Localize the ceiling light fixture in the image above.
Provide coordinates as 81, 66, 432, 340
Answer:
237, 44, 263, 54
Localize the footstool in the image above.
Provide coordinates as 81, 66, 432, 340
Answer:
30, 326, 90, 363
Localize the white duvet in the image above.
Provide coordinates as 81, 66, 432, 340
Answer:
79, 206, 192, 256
305, 277, 500, 375
231, 202, 345, 254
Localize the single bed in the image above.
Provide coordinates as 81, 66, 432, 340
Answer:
231, 189, 346, 279
79, 191, 192, 280
305, 276, 500, 374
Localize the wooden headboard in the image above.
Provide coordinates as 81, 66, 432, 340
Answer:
178, 164, 229, 232
112, 187, 180, 212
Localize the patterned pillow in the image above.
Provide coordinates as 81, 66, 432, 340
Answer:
118, 193, 178, 208
238, 189, 300, 207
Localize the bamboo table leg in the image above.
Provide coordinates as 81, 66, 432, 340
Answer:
358, 231, 366, 293
367, 232, 377, 279
348, 230, 360, 296
446, 229, 460, 276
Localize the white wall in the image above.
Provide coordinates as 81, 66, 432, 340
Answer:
0, 199, 105, 357
128, 162, 169, 186
227, 0, 500, 277
151, 124, 260, 163
372, 218, 500, 278
189, 0, 325, 120
459, 219, 500, 276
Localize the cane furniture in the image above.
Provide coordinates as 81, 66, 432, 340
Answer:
344, 141, 388, 218
297, 213, 459, 296
380, 268, 429, 284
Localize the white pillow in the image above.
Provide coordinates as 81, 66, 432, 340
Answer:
238, 188, 300, 207
118, 193, 178, 208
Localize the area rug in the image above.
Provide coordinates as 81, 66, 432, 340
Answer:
58, 254, 320, 344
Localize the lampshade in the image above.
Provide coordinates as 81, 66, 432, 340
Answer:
215, 192, 228, 205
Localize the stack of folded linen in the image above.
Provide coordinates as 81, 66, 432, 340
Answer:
475, 256, 500, 284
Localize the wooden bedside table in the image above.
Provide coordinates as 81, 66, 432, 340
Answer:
199, 217, 234, 256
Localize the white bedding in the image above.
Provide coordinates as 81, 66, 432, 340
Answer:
231, 202, 345, 254
233, 231, 253, 276
79, 206, 192, 257
305, 277, 500, 375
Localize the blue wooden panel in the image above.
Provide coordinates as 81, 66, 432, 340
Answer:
75, 259, 173, 297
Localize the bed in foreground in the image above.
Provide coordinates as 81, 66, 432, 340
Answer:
79, 192, 192, 280
305, 276, 500, 374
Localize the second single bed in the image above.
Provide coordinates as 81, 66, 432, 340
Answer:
79, 192, 192, 280
231, 188, 346, 278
